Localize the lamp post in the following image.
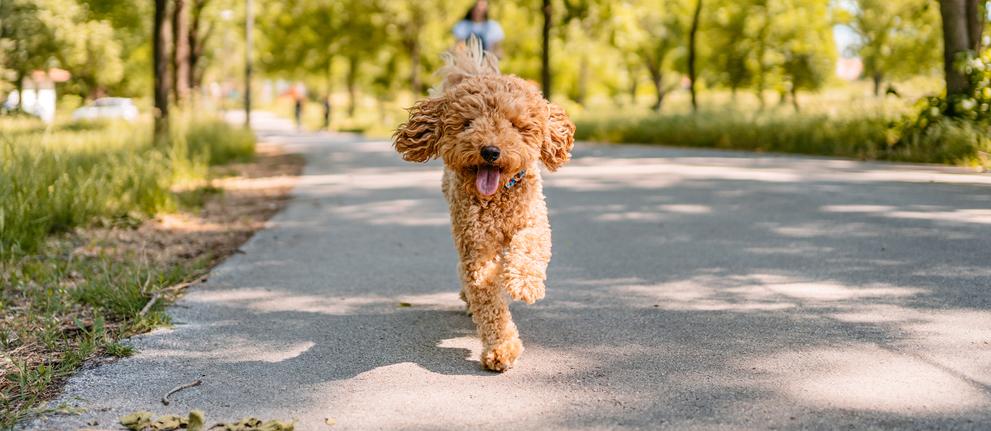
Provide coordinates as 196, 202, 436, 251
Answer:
244, 0, 253, 127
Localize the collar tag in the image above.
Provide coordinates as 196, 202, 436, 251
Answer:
504, 169, 527, 189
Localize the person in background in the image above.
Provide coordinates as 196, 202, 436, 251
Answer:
290, 83, 305, 131
322, 96, 332, 130
453, 0, 504, 56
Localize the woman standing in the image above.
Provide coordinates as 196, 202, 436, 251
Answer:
452, 0, 504, 55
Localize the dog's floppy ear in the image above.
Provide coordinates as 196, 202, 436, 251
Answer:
394, 97, 444, 162
541, 102, 575, 171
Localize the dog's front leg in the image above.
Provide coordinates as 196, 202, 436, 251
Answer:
501, 222, 551, 305
459, 246, 524, 372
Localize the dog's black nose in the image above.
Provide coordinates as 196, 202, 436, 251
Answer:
481, 146, 501, 162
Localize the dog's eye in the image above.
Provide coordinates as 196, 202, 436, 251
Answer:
463, 119, 473, 129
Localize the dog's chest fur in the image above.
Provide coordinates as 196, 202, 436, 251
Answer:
442, 166, 547, 247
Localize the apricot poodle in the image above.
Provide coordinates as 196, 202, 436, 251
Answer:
393, 39, 575, 372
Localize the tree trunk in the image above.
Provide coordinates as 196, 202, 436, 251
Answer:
188, 0, 210, 92
628, 63, 638, 105
409, 39, 422, 95
324, 61, 333, 130
14, 70, 24, 112
576, 55, 589, 106
541, 0, 552, 98
153, 0, 171, 143
244, 0, 253, 127
872, 72, 883, 96
647, 65, 665, 112
688, 0, 703, 112
791, 86, 799, 112
939, 0, 983, 105
347, 55, 358, 118
172, 0, 190, 105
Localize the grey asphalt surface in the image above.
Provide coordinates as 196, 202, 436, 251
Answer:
22, 112, 991, 430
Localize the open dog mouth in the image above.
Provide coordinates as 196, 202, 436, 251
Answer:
475, 164, 501, 196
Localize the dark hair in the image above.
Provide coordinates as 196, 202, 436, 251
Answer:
463, 3, 488, 21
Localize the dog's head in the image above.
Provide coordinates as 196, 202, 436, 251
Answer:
393, 39, 575, 197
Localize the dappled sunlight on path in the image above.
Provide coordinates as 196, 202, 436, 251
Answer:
24, 121, 991, 430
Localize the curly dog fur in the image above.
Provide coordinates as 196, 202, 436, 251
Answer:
393, 40, 575, 372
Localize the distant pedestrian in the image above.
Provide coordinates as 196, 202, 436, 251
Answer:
289, 84, 305, 131
322, 96, 331, 130
294, 98, 303, 130
453, 0, 504, 55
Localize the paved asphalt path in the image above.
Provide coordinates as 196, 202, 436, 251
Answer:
23, 112, 991, 430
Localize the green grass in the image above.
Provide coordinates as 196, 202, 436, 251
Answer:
575, 108, 990, 168
1, 245, 204, 426
0, 115, 255, 257
570, 79, 989, 168
0, 113, 255, 427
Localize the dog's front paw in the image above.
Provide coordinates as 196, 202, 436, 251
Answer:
503, 274, 545, 304
481, 338, 524, 372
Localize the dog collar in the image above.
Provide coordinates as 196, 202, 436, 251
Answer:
505, 169, 527, 189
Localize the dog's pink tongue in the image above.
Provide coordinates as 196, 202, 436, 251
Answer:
476, 165, 501, 196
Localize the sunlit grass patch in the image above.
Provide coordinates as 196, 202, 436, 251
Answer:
0, 115, 255, 257
0, 113, 261, 426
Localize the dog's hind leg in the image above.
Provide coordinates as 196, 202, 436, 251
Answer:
458, 288, 472, 315
459, 250, 523, 372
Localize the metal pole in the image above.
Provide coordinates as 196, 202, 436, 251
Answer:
244, 0, 253, 127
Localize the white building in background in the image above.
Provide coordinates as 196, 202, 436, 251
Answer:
835, 57, 864, 82
4, 88, 57, 123
2, 69, 70, 123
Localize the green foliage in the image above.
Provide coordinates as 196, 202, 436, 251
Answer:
893, 47, 991, 165
911, 48, 991, 126
0, 116, 255, 257
0, 0, 128, 98
840, 0, 941, 92
0, 115, 249, 426
773, 1, 835, 94
0, 0, 59, 86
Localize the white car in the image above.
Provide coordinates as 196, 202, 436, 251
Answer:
72, 97, 139, 121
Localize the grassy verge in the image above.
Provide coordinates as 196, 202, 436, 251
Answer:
574, 110, 990, 168
0, 114, 301, 426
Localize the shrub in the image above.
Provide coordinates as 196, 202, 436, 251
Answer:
575, 109, 988, 168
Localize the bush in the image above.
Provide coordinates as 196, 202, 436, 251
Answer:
0, 115, 256, 256
574, 110, 988, 168
577, 111, 891, 157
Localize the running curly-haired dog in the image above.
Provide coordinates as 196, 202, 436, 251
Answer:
393, 39, 575, 372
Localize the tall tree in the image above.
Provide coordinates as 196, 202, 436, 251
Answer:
706, 0, 754, 98
687, 0, 703, 112
187, 0, 212, 91
338, 0, 382, 118
153, 0, 170, 141
772, 0, 835, 111
81, 0, 152, 97
624, 0, 689, 112
542, 0, 552, 98
391, 1, 428, 95
561, 0, 613, 105
844, 0, 941, 95
172, 0, 191, 104
939, 0, 986, 104
0, 0, 57, 111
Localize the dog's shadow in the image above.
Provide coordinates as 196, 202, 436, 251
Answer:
158, 301, 494, 382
